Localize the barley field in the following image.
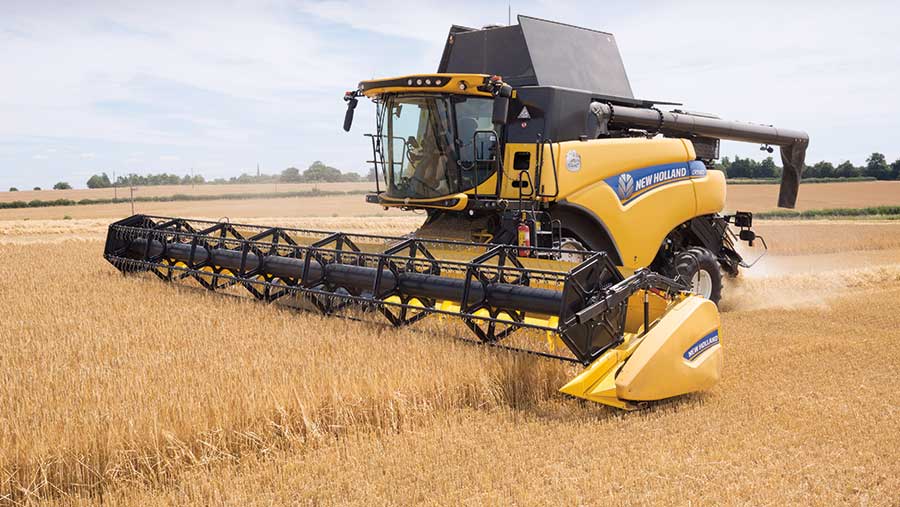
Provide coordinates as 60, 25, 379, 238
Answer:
3, 180, 900, 221
0, 182, 372, 204
1, 191, 899, 505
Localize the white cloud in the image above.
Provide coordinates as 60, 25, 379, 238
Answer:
32, 154, 47, 160
1, 0, 900, 189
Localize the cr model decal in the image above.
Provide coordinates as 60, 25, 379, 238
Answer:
605, 160, 707, 204
565, 149, 582, 172
683, 329, 719, 361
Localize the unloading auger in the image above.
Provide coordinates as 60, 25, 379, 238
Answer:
104, 214, 722, 409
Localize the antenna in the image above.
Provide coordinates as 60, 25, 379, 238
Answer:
508, 2, 511, 25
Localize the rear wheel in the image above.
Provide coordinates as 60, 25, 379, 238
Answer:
674, 247, 722, 303
557, 236, 587, 263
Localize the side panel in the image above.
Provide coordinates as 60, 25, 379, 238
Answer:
693, 169, 727, 216
615, 296, 722, 401
555, 138, 700, 268
498, 143, 540, 199
554, 138, 695, 197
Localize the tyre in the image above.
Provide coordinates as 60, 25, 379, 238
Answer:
557, 236, 588, 263
673, 247, 722, 304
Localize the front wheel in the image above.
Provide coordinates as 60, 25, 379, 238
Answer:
673, 247, 723, 304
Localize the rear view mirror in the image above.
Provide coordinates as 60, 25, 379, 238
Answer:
343, 96, 358, 132
492, 96, 509, 125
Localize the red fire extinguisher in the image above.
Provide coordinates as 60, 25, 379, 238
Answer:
517, 218, 531, 257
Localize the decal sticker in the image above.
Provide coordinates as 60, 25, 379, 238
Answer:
683, 329, 719, 361
517, 106, 531, 120
689, 160, 707, 177
565, 150, 581, 172
616, 173, 635, 200
605, 160, 707, 204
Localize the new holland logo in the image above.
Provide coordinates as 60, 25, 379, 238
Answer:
683, 330, 719, 361
617, 173, 635, 200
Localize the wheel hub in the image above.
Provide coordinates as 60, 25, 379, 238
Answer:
691, 269, 714, 299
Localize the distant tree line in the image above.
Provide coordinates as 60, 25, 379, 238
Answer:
213, 162, 372, 185
10, 152, 897, 194
85, 172, 205, 188
717, 152, 900, 180
76, 161, 372, 190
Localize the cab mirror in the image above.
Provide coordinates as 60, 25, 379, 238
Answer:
492, 96, 509, 125
343, 97, 358, 132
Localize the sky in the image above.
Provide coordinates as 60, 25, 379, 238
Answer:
2, 0, 899, 189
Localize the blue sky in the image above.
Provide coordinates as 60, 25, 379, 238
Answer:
2, 1, 899, 189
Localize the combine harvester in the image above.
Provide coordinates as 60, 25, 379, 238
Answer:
104, 17, 808, 409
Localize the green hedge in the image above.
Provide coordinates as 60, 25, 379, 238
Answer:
757, 206, 900, 219
0, 189, 370, 210
727, 176, 876, 185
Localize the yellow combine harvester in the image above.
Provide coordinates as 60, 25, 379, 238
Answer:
104, 16, 808, 409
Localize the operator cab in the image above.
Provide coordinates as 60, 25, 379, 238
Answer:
381, 93, 497, 199
344, 73, 511, 210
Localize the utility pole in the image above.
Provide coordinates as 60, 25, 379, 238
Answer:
113, 170, 117, 200
191, 167, 195, 191
129, 185, 136, 214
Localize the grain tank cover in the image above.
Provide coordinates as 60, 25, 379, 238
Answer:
438, 15, 634, 99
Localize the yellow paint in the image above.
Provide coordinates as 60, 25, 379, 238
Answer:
615, 296, 722, 401
558, 331, 647, 410
376, 192, 469, 211
693, 168, 727, 216
560, 294, 721, 409
554, 138, 701, 269
359, 74, 493, 98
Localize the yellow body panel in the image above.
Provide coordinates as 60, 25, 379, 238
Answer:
616, 296, 722, 401
553, 139, 701, 269
359, 74, 493, 98
492, 137, 728, 269
498, 143, 540, 199
377, 192, 469, 211
560, 294, 721, 408
693, 168, 728, 216
551, 138, 696, 197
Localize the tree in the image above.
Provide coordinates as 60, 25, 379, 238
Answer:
280, 167, 302, 182
836, 161, 860, 178
714, 156, 731, 174
366, 167, 379, 182
340, 171, 361, 182
808, 161, 836, 178
303, 161, 342, 183
53, 181, 72, 190
33, 186, 41, 191
891, 159, 900, 180
756, 157, 779, 179
86, 172, 112, 188
864, 152, 891, 180
726, 156, 755, 178
8, 187, 17, 192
